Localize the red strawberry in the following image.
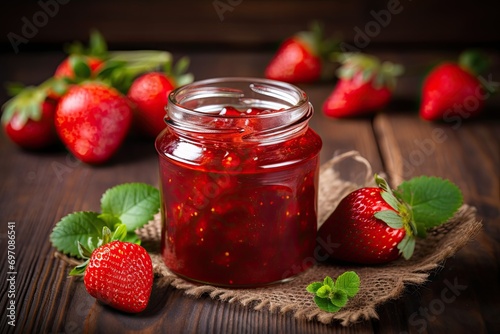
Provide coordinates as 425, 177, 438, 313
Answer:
2, 84, 59, 150
83, 241, 153, 313
127, 58, 193, 138
265, 22, 338, 84
55, 82, 132, 164
127, 72, 174, 137
54, 55, 104, 80
318, 175, 415, 265
420, 55, 487, 121
322, 54, 403, 118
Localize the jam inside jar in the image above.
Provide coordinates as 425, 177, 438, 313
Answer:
156, 77, 322, 287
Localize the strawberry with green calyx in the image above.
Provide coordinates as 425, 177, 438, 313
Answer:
322, 53, 404, 118
54, 30, 108, 81
318, 175, 463, 265
419, 50, 492, 122
50, 183, 160, 313
1, 79, 67, 150
70, 225, 154, 313
265, 21, 340, 84
55, 30, 177, 94
127, 56, 194, 138
55, 81, 132, 164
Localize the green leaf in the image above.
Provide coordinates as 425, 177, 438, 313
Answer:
380, 191, 400, 212
69, 259, 89, 276
111, 223, 128, 241
88, 30, 107, 58
70, 55, 92, 79
396, 176, 463, 230
323, 276, 335, 289
76, 241, 92, 259
173, 56, 190, 76
331, 289, 348, 308
397, 235, 416, 260
123, 232, 141, 244
100, 183, 160, 232
50, 212, 107, 257
335, 271, 360, 298
98, 213, 122, 229
306, 282, 323, 294
316, 285, 332, 299
374, 210, 404, 229
5, 82, 26, 96
314, 296, 341, 313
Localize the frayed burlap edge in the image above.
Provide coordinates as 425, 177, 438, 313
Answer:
54, 151, 483, 326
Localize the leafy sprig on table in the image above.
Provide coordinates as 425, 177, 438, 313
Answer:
50, 183, 160, 258
306, 272, 360, 312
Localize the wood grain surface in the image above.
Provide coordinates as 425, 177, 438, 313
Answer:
0, 51, 499, 334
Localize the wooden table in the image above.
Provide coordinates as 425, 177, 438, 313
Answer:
1, 51, 499, 334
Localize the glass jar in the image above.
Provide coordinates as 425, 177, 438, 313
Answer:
156, 77, 322, 287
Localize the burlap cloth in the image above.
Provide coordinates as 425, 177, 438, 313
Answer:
56, 151, 482, 326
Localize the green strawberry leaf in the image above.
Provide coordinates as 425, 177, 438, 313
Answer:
70, 55, 92, 79
69, 259, 89, 276
100, 183, 160, 232
334, 271, 361, 298
88, 30, 108, 58
111, 223, 128, 242
50, 212, 107, 257
380, 191, 400, 212
397, 234, 416, 260
396, 176, 463, 230
98, 213, 122, 229
314, 296, 342, 313
330, 289, 348, 308
374, 210, 404, 229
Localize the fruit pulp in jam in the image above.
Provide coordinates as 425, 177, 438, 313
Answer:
157, 106, 322, 286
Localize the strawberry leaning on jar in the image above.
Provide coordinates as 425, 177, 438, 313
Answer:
1, 84, 59, 150
322, 53, 404, 118
318, 175, 463, 265
127, 57, 193, 138
55, 82, 132, 164
265, 22, 339, 84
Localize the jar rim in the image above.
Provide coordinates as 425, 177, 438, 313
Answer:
165, 77, 313, 142
168, 77, 309, 118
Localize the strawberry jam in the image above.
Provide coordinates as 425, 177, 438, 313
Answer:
156, 78, 322, 287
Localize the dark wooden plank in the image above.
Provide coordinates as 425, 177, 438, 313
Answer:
373, 112, 500, 333
2, 0, 499, 51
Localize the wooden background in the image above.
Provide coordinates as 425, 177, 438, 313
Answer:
1, 1, 499, 333
1, 0, 499, 51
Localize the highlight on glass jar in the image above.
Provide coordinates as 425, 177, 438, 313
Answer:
155, 77, 322, 287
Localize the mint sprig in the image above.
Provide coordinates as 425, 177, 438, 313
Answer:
306, 272, 360, 312
50, 183, 160, 258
